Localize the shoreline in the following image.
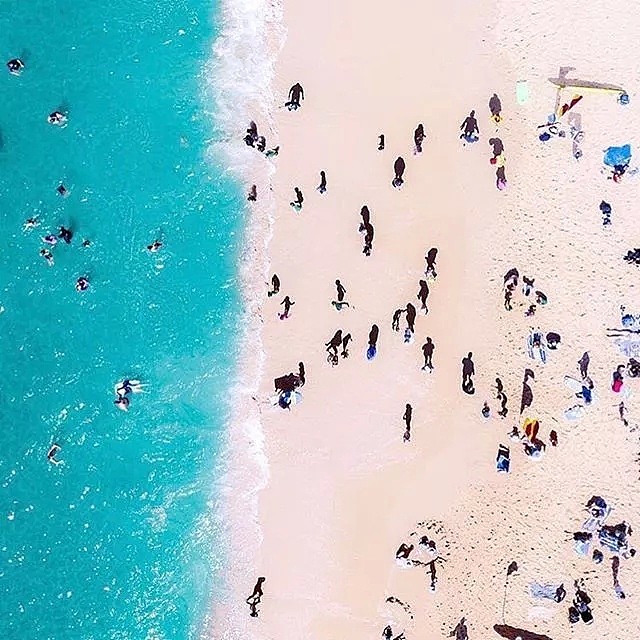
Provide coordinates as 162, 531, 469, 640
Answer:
210, 0, 640, 638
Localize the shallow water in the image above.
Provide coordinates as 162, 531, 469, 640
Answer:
0, 1, 243, 638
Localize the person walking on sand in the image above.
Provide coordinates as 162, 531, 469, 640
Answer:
332, 279, 350, 310
317, 170, 327, 194
290, 187, 303, 211
496, 163, 507, 190
341, 332, 352, 358
362, 222, 374, 256
578, 352, 590, 379
246, 577, 266, 617
414, 123, 426, 154
267, 273, 280, 297
425, 247, 438, 279
378, 134, 385, 151
392, 156, 406, 188
421, 337, 434, 371
392, 308, 405, 332
286, 82, 304, 110
460, 110, 479, 140
489, 93, 502, 123
326, 330, 343, 358
279, 295, 294, 319
298, 362, 306, 386
461, 352, 475, 393
359, 205, 371, 229
489, 137, 504, 160
417, 279, 429, 313
367, 324, 379, 360
403, 403, 413, 442
449, 617, 468, 640
405, 302, 417, 334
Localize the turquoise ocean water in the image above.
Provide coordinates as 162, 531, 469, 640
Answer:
0, 1, 242, 638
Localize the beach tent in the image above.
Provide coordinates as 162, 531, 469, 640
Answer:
603, 144, 631, 168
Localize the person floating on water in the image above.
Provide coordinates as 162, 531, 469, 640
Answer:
114, 378, 144, 410
40, 248, 54, 267
43, 234, 58, 245
286, 82, 304, 110
460, 110, 479, 142
7, 58, 24, 75
48, 110, 67, 126
47, 443, 62, 465
58, 226, 73, 244
56, 183, 69, 197
23, 217, 40, 231
147, 240, 162, 252
75, 276, 89, 292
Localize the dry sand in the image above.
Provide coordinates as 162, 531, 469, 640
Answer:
211, 0, 640, 638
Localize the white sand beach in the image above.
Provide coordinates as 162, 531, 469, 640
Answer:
212, 0, 640, 638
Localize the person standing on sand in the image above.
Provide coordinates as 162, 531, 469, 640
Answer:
449, 617, 468, 640
290, 187, 304, 211
392, 156, 406, 188
405, 302, 417, 334
421, 337, 434, 371
317, 170, 327, 194
367, 324, 380, 360
489, 93, 502, 123
414, 123, 426, 153
378, 134, 385, 151
359, 205, 371, 229
462, 352, 475, 393
326, 330, 343, 359
341, 332, 352, 358
246, 577, 266, 617
403, 403, 413, 442
268, 273, 280, 297
286, 82, 304, 109
460, 110, 479, 140
363, 222, 374, 256
279, 296, 294, 319
332, 279, 350, 310
298, 362, 306, 386
578, 352, 590, 379
392, 308, 405, 332
496, 162, 507, 190
417, 279, 429, 313
425, 247, 438, 279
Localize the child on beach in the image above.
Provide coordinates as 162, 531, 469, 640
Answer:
403, 403, 412, 442
317, 170, 327, 194
279, 296, 294, 319
290, 187, 303, 211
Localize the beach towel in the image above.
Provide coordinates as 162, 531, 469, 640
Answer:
603, 144, 631, 167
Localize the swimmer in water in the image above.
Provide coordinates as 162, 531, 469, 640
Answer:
114, 396, 130, 411
23, 217, 40, 231
7, 58, 24, 75
75, 276, 89, 292
48, 110, 67, 126
115, 379, 144, 397
58, 226, 73, 244
40, 248, 54, 267
147, 240, 162, 253
82, 239, 91, 247
42, 234, 58, 245
47, 443, 62, 465
56, 183, 69, 197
